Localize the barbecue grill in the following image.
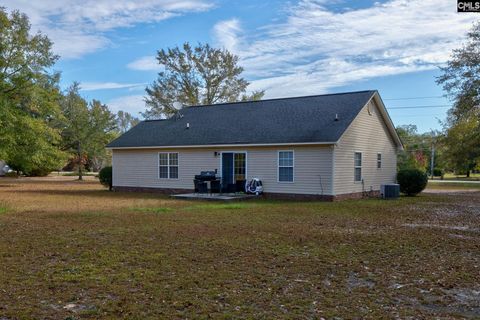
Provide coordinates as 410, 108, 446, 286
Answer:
194, 171, 218, 181
194, 171, 220, 194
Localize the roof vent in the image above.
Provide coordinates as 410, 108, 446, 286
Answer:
334, 113, 339, 121
186, 122, 190, 129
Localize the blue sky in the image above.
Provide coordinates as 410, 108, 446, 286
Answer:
4, 0, 479, 133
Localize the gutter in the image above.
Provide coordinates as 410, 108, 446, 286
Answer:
106, 141, 337, 150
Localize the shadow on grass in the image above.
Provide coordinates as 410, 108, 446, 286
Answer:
0, 177, 98, 185
9, 188, 173, 200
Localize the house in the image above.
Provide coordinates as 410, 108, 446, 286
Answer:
107, 90, 403, 200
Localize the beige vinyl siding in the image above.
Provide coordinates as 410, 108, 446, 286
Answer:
333, 100, 398, 195
112, 148, 219, 190
247, 146, 333, 195
113, 145, 334, 195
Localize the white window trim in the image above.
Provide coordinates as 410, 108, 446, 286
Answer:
278, 150, 294, 183
354, 151, 362, 183
158, 152, 179, 180
377, 153, 382, 169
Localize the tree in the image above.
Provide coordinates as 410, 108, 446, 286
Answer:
60, 83, 90, 179
60, 84, 117, 179
436, 22, 480, 176
144, 42, 264, 118
441, 117, 480, 176
436, 22, 480, 122
87, 100, 117, 172
6, 111, 66, 176
0, 9, 58, 98
396, 125, 441, 171
116, 110, 139, 133
0, 8, 66, 175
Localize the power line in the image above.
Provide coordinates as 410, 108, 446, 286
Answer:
393, 114, 446, 117
388, 105, 451, 109
384, 95, 444, 101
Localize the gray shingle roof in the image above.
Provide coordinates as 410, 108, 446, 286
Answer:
107, 90, 377, 148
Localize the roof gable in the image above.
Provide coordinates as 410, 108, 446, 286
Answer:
107, 91, 381, 148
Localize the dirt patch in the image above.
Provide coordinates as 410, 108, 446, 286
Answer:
402, 223, 479, 232
347, 272, 375, 290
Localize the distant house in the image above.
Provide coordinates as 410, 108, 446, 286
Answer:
107, 90, 403, 200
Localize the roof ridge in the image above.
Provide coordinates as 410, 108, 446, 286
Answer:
144, 118, 167, 122
187, 90, 376, 109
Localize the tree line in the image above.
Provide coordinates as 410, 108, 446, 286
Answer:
2, 7, 477, 179
0, 9, 139, 179
0, 9, 261, 179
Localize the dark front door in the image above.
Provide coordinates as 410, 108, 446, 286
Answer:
222, 153, 234, 190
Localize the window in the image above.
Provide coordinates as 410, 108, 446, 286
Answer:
159, 153, 178, 179
354, 152, 362, 182
278, 151, 294, 182
377, 153, 382, 169
234, 153, 246, 181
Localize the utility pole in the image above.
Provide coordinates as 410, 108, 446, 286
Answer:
429, 129, 436, 180
430, 143, 435, 179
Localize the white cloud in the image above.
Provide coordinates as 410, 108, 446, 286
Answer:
213, 0, 479, 98
2, 0, 214, 59
213, 18, 242, 53
79, 82, 146, 91
127, 56, 163, 71
107, 94, 146, 116
128, 18, 243, 72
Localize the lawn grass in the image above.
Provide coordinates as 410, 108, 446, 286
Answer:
427, 180, 480, 190
0, 178, 479, 319
129, 207, 173, 214
185, 202, 255, 210
436, 172, 480, 181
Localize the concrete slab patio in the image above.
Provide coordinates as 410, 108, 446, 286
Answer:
171, 193, 257, 201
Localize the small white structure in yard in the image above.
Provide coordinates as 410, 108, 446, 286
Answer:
0, 160, 6, 176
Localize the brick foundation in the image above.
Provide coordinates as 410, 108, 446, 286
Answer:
261, 192, 335, 201
332, 190, 380, 201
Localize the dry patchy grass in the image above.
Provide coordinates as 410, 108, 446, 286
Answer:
0, 177, 479, 319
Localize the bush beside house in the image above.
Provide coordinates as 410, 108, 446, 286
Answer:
99, 166, 113, 191
397, 168, 428, 196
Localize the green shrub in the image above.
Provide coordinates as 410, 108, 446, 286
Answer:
433, 168, 443, 177
26, 168, 51, 177
99, 166, 113, 191
397, 168, 428, 196
4, 171, 18, 178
